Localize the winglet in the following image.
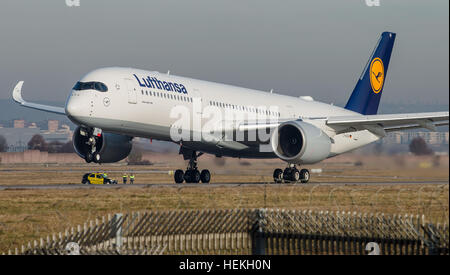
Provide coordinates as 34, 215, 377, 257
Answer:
11, 81, 66, 115
12, 81, 25, 104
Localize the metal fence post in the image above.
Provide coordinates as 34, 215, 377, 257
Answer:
112, 213, 123, 254
252, 208, 266, 255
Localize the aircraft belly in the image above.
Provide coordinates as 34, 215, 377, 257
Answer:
181, 141, 276, 159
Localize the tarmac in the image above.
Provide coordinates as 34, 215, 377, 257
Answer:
0, 181, 448, 190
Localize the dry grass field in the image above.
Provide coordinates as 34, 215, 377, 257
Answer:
0, 153, 448, 185
0, 153, 448, 253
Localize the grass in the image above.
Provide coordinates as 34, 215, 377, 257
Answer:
0, 183, 448, 253
0, 154, 448, 253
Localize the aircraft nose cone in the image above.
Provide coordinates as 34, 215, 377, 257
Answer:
65, 98, 79, 117
65, 94, 88, 121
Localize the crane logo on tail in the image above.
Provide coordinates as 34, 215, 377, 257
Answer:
369, 58, 384, 94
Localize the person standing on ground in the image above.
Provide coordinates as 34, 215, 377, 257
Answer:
122, 174, 127, 184
130, 174, 135, 184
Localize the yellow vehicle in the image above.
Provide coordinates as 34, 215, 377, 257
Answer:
82, 173, 117, 185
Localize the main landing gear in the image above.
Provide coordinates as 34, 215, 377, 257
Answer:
273, 164, 310, 184
174, 151, 211, 184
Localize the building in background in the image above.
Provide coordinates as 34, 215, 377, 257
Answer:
13, 119, 25, 128
0, 127, 40, 152
0, 120, 73, 152
41, 125, 72, 144
382, 131, 449, 145
47, 120, 59, 132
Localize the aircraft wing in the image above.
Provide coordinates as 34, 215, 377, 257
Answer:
12, 81, 66, 115
326, 111, 449, 134
232, 111, 448, 139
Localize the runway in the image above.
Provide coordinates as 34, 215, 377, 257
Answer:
0, 181, 448, 190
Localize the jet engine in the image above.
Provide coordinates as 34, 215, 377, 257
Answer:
271, 121, 331, 164
73, 127, 133, 163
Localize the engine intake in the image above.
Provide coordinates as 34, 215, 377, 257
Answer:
271, 121, 331, 164
73, 127, 133, 163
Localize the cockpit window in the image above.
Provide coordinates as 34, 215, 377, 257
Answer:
73, 81, 108, 92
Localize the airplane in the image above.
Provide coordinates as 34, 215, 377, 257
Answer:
12, 32, 449, 184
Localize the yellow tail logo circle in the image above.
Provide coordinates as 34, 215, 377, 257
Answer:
370, 58, 384, 94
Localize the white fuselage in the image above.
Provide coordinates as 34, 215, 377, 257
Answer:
65, 67, 380, 160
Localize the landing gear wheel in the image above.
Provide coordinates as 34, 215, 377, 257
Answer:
94, 153, 101, 163
283, 168, 299, 182
291, 169, 300, 182
176, 150, 210, 184
283, 168, 292, 182
273, 169, 283, 183
200, 170, 211, 183
85, 152, 93, 163
191, 169, 200, 183
184, 169, 200, 183
192, 170, 200, 183
174, 170, 184, 184
280, 165, 307, 183
300, 169, 310, 183
184, 170, 192, 183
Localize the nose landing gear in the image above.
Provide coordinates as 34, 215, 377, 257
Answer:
273, 164, 310, 184
85, 136, 97, 163
174, 150, 211, 184
81, 127, 102, 164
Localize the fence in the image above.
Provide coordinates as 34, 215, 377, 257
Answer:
6, 209, 449, 255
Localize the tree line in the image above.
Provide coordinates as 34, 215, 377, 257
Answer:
27, 134, 75, 153
0, 134, 74, 153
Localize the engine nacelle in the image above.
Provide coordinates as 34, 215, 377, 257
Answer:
73, 127, 132, 163
271, 121, 331, 164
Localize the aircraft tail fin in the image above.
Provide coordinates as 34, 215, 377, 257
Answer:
345, 32, 396, 115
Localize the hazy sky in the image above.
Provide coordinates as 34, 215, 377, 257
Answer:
0, 0, 448, 107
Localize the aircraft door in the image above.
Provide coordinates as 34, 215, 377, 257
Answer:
191, 88, 203, 115
125, 78, 137, 104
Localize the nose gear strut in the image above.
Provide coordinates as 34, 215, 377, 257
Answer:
83, 128, 102, 163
